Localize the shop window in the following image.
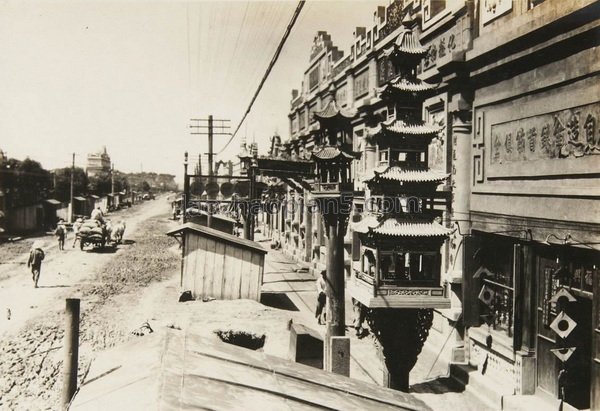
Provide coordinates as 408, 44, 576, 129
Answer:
475, 239, 515, 338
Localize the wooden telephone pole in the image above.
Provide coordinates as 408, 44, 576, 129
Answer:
69, 153, 74, 223
189, 116, 230, 228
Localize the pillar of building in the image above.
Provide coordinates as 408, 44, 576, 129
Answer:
448, 102, 472, 364
304, 192, 313, 263
365, 142, 377, 171
295, 194, 303, 257
514, 243, 536, 394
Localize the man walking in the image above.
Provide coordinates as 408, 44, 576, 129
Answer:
27, 243, 45, 288
315, 269, 327, 325
72, 218, 83, 248
55, 220, 66, 251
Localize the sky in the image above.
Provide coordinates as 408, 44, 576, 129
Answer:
0, 0, 384, 184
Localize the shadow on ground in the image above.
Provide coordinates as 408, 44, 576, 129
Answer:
410, 376, 465, 394
260, 293, 299, 311
122, 239, 136, 245
38, 285, 70, 289
83, 247, 118, 254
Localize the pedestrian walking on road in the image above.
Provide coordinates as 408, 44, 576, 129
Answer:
54, 220, 66, 251
72, 218, 83, 248
315, 269, 327, 325
27, 243, 45, 288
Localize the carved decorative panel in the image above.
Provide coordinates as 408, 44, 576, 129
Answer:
422, 24, 466, 72
354, 69, 370, 99
490, 102, 600, 165
482, 0, 512, 25
335, 84, 348, 107
473, 147, 484, 183
475, 111, 485, 145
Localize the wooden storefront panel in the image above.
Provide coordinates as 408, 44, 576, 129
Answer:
223, 245, 244, 300
248, 252, 263, 300
592, 267, 600, 411
193, 235, 207, 297
202, 238, 217, 298
182, 233, 195, 292
239, 248, 253, 300
536, 255, 560, 397
211, 241, 226, 299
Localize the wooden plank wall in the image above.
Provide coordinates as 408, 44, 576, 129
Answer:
183, 233, 264, 301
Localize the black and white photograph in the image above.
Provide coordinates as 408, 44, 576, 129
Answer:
0, 0, 598, 410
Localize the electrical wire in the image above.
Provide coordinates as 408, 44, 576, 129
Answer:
217, 0, 306, 156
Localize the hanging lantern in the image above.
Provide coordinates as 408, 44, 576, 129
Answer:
550, 311, 577, 339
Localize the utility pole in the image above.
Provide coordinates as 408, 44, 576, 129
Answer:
190, 116, 230, 229
69, 153, 74, 224
207, 116, 214, 228
183, 152, 189, 223
111, 163, 115, 197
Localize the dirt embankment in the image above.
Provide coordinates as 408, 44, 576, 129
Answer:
0, 212, 180, 410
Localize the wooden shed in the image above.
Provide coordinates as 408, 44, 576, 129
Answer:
167, 223, 267, 301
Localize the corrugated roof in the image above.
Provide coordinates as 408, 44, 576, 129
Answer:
166, 222, 267, 255
365, 166, 449, 183
314, 99, 356, 120
352, 215, 381, 233
71, 329, 429, 411
312, 146, 355, 161
394, 28, 428, 55
383, 27, 428, 57
368, 119, 440, 137
378, 76, 437, 94
373, 218, 454, 237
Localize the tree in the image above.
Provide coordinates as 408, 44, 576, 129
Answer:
53, 167, 88, 202
1, 157, 52, 207
88, 170, 130, 195
141, 181, 151, 192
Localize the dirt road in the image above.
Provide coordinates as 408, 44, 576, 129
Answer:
0, 198, 170, 340
0, 197, 182, 410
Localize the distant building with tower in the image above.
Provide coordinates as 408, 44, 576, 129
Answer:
86, 146, 111, 177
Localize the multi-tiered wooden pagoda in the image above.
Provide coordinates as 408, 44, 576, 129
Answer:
350, 20, 453, 391
350, 24, 452, 310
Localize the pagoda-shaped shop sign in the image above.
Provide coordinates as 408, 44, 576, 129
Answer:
350, 21, 452, 310
350, 20, 453, 391
311, 99, 359, 340
311, 98, 358, 198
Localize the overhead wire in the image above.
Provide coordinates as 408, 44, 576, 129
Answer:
222, 1, 250, 92
217, 0, 306, 156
